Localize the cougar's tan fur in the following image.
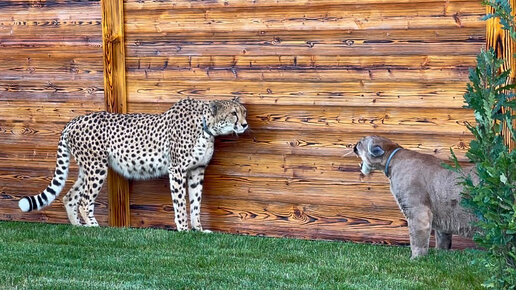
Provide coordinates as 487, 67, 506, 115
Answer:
354, 136, 477, 258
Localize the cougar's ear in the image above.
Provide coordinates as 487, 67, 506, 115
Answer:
232, 96, 241, 103
368, 144, 385, 157
210, 102, 222, 116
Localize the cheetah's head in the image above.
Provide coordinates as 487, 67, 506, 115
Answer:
209, 97, 248, 136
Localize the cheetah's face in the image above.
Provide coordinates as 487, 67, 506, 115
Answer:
210, 99, 248, 136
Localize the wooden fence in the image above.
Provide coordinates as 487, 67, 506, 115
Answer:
0, 0, 108, 224
1, 0, 513, 248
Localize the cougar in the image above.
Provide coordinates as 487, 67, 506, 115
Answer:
353, 135, 477, 258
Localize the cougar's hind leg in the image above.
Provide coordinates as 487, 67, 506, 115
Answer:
408, 206, 433, 259
435, 230, 453, 250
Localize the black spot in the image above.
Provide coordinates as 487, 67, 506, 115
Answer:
41, 192, 48, 202
52, 179, 61, 187
47, 187, 56, 195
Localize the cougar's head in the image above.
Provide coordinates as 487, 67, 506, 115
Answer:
353, 136, 401, 175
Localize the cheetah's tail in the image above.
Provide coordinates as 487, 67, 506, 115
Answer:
18, 136, 70, 212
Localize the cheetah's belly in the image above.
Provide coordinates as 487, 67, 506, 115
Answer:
108, 152, 170, 180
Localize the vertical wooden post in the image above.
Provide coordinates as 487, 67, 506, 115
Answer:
485, 0, 516, 150
101, 0, 130, 227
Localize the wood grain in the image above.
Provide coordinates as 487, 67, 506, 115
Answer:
101, 0, 130, 227
0, 0, 107, 226
128, 103, 475, 135
485, 1, 515, 149
126, 79, 469, 108
0, 0, 483, 248
122, 0, 482, 246
124, 0, 479, 10
129, 176, 475, 248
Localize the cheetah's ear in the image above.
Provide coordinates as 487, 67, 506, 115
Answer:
232, 96, 241, 103
210, 102, 222, 116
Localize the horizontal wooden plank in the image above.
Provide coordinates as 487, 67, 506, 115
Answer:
126, 27, 485, 46
0, 101, 104, 123
127, 80, 468, 108
0, 45, 102, 58
125, 27, 485, 44
0, 28, 102, 43
126, 1, 483, 18
125, 1, 483, 33
0, 122, 74, 147
0, 80, 103, 102
0, 59, 103, 82
126, 42, 483, 58
0, 70, 102, 82
0, 0, 100, 9
124, 0, 478, 10
126, 15, 482, 34
127, 66, 473, 82
213, 130, 471, 161
0, 7, 101, 22
0, 164, 79, 185
127, 55, 477, 70
204, 152, 471, 182
128, 103, 474, 135
0, 56, 103, 70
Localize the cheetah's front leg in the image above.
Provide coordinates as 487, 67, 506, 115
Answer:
188, 166, 210, 232
168, 167, 189, 231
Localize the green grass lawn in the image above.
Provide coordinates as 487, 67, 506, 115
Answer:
0, 221, 487, 289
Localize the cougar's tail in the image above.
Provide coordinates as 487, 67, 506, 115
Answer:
18, 136, 70, 212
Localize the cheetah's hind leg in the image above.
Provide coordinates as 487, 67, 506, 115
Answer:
63, 169, 84, 226
78, 162, 108, 227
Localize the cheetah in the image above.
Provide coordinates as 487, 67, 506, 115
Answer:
18, 97, 248, 231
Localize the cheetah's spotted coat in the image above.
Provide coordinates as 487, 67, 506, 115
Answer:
19, 98, 248, 231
